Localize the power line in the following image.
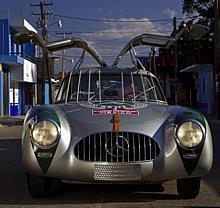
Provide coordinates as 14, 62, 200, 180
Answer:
54, 14, 199, 23
55, 14, 172, 23
49, 19, 172, 37
49, 30, 172, 35
31, 1, 53, 42
50, 18, 172, 37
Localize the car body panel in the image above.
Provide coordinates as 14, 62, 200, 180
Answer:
22, 99, 213, 183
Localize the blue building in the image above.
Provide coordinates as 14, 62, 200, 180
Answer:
0, 18, 37, 116
180, 64, 214, 115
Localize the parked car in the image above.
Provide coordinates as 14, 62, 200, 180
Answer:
22, 34, 213, 198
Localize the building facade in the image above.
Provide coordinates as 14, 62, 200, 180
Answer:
0, 18, 37, 116
180, 64, 214, 115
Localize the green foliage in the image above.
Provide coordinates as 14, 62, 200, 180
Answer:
182, 0, 214, 18
177, 0, 214, 69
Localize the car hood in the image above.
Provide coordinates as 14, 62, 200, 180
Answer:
53, 103, 170, 138
57, 103, 169, 124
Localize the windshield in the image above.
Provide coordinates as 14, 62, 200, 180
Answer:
55, 70, 166, 104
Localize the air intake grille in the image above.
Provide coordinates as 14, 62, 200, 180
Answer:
94, 164, 141, 181
74, 132, 160, 162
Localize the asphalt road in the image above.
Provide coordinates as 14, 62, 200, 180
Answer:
0, 125, 219, 208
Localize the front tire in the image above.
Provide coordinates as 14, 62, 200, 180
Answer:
177, 177, 201, 199
27, 173, 54, 197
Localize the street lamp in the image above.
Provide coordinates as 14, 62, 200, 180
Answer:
47, 19, 62, 28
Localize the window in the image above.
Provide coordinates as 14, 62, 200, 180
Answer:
55, 71, 166, 104
203, 78, 206, 95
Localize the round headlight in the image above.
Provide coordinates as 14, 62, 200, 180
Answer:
176, 121, 203, 148
32, 120, 58, 147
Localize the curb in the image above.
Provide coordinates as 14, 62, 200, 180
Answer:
0, 117, 24, 127
205, 116, 220, 127
211, 119, 220, 126
0, 124, 5, 129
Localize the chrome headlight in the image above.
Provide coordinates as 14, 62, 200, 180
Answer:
32, 120, 59, 147
176, 121, 204, 148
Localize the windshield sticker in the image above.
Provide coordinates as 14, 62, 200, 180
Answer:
92, 107, 139, 116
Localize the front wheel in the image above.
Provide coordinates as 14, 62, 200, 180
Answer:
27, 173, 54, 197
177, 177, 201, 199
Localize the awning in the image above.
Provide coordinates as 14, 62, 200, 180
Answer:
0, 55, 24, 66
180, 64, 213, 73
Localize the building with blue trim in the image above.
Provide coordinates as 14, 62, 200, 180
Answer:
0, 18, 37, 116
180, 64, 214, 115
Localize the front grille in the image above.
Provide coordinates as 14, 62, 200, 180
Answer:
94, 164, 141, 181
74, 132, 160, 162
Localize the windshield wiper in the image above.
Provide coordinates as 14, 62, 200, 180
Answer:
70, 91, 94, 99
134, 86, 155, 99
89, 81, 121, 101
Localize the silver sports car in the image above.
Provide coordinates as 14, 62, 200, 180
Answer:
22, 34, 213, 198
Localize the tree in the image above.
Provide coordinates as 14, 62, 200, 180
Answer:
177, 0, 214, 69
182, 0, 214, 18
182, 0, 214, 34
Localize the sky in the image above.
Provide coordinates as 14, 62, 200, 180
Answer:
0, 0, 185, 69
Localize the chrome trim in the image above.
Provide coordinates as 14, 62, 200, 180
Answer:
88, 69, 91, 101
76, 70, 82, 103
140, 72, 147, 101
174, 120, 205, 150
121, 72, 124, 102
30, 119, 61, 149
99, 69, 101, 103
94, 164, 141, 181
130, 72, 136, 102
65, 70, 73, 103
74, 132, 160, 162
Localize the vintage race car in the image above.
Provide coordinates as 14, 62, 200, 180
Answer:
21, 34, 213, 198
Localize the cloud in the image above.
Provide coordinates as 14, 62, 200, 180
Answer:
97, 8, 103, 12
97, 8, 113, 17
61, 17, 173, 67
163, 8, 177, 19
83, 17, 167, 40
119, 9, 124, 14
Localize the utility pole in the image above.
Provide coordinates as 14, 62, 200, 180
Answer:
151, 46, 156, 75
173, 16, 177, 77
56, 32, 72, 80
214, 0, 220, 118
173, 16, 178, 104
149, 52, 152, 72
31, 1, 53, 104
31, 1, 53, 42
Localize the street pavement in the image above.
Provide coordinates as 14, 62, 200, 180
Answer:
0, 116, 24, 139
0, 116, 219, 207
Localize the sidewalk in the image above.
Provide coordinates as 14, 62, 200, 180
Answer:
205, 115, 220, 131
0, 116, 25, 127
0, 125, 23, 139
0, 116, 24, 139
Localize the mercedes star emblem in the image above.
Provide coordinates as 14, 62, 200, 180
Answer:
105, 135, 129, 157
